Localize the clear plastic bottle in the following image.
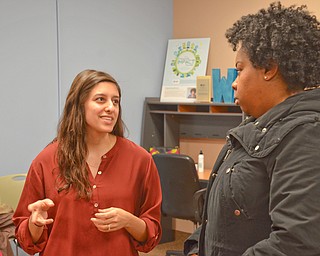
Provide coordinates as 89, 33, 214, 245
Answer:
198, 149, 204, 172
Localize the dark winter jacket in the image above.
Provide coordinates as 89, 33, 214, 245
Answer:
185, 88, 320, 256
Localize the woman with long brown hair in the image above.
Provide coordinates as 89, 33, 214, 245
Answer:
13, 69, 162, 255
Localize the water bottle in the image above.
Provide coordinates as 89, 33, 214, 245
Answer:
198, 149, 204, 172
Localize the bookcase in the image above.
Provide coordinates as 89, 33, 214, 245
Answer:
141, 97, 243, 151
141, 97, 244, 241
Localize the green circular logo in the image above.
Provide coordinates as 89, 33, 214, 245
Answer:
171, 41, 201, 78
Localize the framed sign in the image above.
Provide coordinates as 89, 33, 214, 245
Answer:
160, 38, 210, 102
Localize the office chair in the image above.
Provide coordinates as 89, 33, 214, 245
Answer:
0, 173, 27, 256
152, 154, 206, 256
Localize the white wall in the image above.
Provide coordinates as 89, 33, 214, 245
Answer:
0, 0, 173, 175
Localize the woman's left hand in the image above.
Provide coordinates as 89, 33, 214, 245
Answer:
90, 207, 131, 232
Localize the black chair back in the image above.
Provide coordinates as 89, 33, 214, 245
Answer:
152, 153, 203, 224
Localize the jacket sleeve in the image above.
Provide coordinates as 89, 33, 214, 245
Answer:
184, 226, 201, 255
184, 144, 229, 256
243, 122, 320, 256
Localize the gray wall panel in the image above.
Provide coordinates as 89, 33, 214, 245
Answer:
58, 0, 173, 143
0, 0, 173, 175
0, 0, 58, 175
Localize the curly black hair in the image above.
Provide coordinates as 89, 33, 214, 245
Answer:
225, 1, 320, 91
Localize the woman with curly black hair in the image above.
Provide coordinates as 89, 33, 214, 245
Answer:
185, 2, 320, 256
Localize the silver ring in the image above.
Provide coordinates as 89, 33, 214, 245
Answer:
108, 224, 111, 231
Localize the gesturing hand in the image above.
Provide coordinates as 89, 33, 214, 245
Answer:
28, 198, 55, 227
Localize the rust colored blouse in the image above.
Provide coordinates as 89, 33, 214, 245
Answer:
13, 137, 162, 255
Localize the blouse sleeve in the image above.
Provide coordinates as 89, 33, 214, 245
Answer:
132, 155, 162, 252
12, 160, 49, 254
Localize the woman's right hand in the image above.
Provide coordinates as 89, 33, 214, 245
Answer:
27, 198, 54, 243
28, 198, 55, 228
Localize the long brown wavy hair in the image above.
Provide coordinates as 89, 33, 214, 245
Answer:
56, 69, 124, 199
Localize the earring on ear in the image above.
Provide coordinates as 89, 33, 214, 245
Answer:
264, 76, 268, 80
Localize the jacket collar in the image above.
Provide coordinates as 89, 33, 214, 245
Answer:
227, 88, 320, 158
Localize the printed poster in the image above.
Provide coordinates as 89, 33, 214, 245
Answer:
160, 38, 210, 102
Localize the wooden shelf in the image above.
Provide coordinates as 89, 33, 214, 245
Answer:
149, 110, 242, 116
146, 97, 241, 114
141, 97, 243, 150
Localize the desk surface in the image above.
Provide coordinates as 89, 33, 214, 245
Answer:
197, 169, 211, 181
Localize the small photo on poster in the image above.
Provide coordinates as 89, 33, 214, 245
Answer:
187, 87, 197, 99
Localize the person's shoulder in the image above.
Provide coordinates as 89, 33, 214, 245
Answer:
117, 137, 150, 157
32, 140, 58, 162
